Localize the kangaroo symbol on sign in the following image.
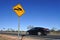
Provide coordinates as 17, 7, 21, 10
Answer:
14, 7, 22, 11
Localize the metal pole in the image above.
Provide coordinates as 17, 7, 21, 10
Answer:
18, 16, 20, 40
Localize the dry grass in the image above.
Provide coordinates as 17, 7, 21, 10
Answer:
0, 34, 34, 40
0, 35, 10, 40
0, 34, 18, 40
0, 34, 43, 40
50, 32, 60, 35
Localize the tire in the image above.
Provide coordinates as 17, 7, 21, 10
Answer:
41, 32, 47, 36
37, 32, 41, 35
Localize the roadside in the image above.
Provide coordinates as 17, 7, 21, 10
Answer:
0, 34, 18, 40
0, 34, 44, 40
0, 34, 36, 40
0, 34, 60, 40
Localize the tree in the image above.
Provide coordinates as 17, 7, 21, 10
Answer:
3, 28, 5, 31
57, 30, 60, 32
50, 27, 56, 32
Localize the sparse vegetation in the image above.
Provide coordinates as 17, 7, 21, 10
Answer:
0, 35, 8, 40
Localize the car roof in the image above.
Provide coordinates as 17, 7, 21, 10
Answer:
33, 27, 44, 28
30, 27, 44, 30
27, 27, 44, 31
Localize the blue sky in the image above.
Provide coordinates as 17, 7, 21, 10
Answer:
0, 0, 60, 31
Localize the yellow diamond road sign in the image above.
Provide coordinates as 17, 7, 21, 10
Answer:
13, 4, 25, 17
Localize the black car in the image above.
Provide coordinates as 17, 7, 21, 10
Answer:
27, 27, 50, 36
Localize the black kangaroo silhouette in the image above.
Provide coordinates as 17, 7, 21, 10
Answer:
14, 7, 22, 11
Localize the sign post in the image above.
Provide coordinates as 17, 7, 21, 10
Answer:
13, 4, 25, 40
18, 16, 20, 40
